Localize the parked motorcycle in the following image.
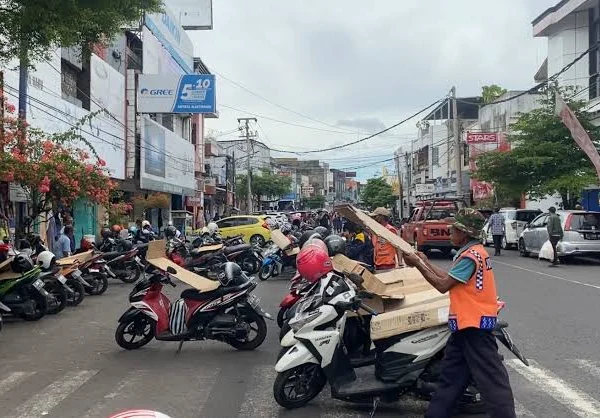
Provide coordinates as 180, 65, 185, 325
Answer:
76, 253, 110, 295
0, 266, 48, 321
103, 248, 144, 284
274, 271, 528, 415
115, 262, 272, 352
0, 301, 9, 333
191, 234, 263, 274
276, 273, 317, 328
259, 244, 297, 281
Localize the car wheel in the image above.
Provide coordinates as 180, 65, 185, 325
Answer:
250, 234, 266, 247
518, 238, 530, 257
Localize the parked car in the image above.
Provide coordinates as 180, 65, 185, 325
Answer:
519, 210, 600, 258
216, 216, 271, 247
480, 208, 541, 250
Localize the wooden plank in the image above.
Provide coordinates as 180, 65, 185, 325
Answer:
146, 239, 166, 260
193, 244, 224, 253
147, 257, 219, 292
56, 251, 93, 266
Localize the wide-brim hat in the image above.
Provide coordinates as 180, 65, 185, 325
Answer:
451, 208, 486, 238
369, 207, 391, 218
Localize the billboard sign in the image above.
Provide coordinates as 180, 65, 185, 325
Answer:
166, 0, 213, 30
466, 132, 498, 144
415, 183, 435, 195
138, 74, 216, 113
140, 116, 195, 195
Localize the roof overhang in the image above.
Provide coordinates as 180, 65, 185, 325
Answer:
532, 0, 595, 37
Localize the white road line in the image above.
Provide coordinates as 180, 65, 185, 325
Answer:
493, 260, 600, 290
570, 359, 600, 380
507, 359, 600, 417
8, 369, 98, 418
0, 372, 36, 397
514, 399, 536, 417
83, 370, 147, 418
239, 365, 280, 418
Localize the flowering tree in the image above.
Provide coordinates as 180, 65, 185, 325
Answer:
0, 98, 115, 231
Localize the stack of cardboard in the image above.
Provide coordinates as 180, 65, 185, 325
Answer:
334, 204, 450, 340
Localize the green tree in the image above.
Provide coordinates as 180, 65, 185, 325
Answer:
0, 0, 162, 65
236, 170, 292, 208
301, 195, 325, 209
482, 84, 508, 104
360, 177, 395, 209
475, 86, 600, 209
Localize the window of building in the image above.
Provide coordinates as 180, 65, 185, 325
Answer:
589, 2, 600, 100
432, 146, 440, 166
463, 142, 470, 166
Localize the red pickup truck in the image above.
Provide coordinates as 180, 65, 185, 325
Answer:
401, 199, 465, 257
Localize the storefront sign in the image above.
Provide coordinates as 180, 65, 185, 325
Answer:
138, 74, 216, 114
466, 132, 498, 144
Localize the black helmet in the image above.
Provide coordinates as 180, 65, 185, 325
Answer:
324, 235, 346, 256
11, 254, 34, 273
101, 227, 112, 239
165, 225, 178, 239
119, 239, 133, 251
314, 226, 330, 238
298, 229, 316, 248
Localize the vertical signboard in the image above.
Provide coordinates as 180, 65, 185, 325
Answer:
167, 0, 213, 30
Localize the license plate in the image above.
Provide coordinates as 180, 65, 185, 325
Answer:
72, 270, 82, 279
247, 294, 260, 308
89, 269, 100, 273
584, 233, 600, 240
135, 256, 141, 263
57, 275, 67, 284
33, 279, 44, 290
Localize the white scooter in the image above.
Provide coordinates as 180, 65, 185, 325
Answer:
274, 271, 528, 416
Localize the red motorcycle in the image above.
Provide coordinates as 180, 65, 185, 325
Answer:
276, 272, 319, 328
115, 262, 272, 352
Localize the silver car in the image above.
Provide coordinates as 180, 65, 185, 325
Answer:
518, 210, 600, 257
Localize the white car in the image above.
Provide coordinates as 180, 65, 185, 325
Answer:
481, 209, 541, 249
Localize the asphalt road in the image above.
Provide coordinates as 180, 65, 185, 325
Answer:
1, 250, 599, 417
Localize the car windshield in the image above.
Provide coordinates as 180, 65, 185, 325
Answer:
569, 213, 600, 231
426, 208, 456, 220
516, 211, 540, 223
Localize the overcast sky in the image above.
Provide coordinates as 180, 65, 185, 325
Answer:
189, 0, 552, 180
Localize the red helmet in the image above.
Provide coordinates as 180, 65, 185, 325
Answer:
111, 224, 123, 234
296, 245, 332, 282
303, 238, 327, 253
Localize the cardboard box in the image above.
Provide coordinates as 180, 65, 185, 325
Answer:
332, 254, 405, 299
270, 230, 299, 256
370, 297, 450, 340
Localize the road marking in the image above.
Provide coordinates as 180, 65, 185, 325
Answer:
507, 359, 600, 417
0, 372, 36, 397
8, 369, 98, 418
514, 399, 536, 417
570, 359, 600, 380
239, 366, 280, 418
493, 260, 600, 290
83, 370, 148, 417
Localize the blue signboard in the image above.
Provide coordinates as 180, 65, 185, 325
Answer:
173, 74, 216, 113
138, 74, 216, 114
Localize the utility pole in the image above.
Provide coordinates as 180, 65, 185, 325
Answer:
451, 86, 463, 200
237, 117, 257, 214
394, 151, 403, 219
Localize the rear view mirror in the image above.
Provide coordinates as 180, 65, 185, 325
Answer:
167, 266, 177, 274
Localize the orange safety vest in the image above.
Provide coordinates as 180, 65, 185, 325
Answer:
373, 224, 398, 269
448, 243, 498, 332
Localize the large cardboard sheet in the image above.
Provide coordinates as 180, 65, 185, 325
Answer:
270, 230, 299, 256
332, 254, 405, 299
147, 257, 219, 292
56, 250, 94, 266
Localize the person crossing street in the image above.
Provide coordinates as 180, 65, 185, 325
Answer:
547, 206, 563, 267
403, 208, 516, 418
488, 207, 505, 256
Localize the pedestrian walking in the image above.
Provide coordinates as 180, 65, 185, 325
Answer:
403, 208, 516, 418
56, 225, 73, 260
547, 206, 563, 267
488, 207, 505, 256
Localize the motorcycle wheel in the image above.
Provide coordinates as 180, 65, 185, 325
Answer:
259, 264, 274, 281
120, 264, 141, 284
44, 281, 68, 314
277, 307, 287, 328
273, 364, 326, 409
85, 274, 109, 295
66, 278, 85, 306
21, 291, 48, 321
227, 308, 267, 351
115, 315, 155, 350
241, 255, 260, 275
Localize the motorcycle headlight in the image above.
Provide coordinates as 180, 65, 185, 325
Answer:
289, 310, 321, 332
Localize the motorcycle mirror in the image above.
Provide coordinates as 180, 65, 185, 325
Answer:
166, 266, 177, 274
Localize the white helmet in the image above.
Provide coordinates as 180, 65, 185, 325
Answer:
201, 226, 210, 235
207, 222, 219, 235
141, 220, 151, 228
37, 250, 56, 270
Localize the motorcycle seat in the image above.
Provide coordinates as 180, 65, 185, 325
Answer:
102, 252, 123, 260
224, 244, 251, 255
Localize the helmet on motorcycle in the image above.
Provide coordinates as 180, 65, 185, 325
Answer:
101, 227, 112, 239
111, 224, 123, 234
298, 229, 316, 248
218, 261, 243, 286
324, 234, 346, 256
107, 410, 171, 418
11, 253, 34, 273
207, 222, 219, 235
36, 250, 56, 270
314, 226, 330, 239
164, 225, 178, 239
296, 245, 333, 282
141, 220, 151, 229
280, 222, 292, 235
128, 225, 138, 234
304, 237, 327, 253
119, 239, 133, 251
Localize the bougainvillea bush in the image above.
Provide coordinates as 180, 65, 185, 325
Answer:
0, 97, 116, 229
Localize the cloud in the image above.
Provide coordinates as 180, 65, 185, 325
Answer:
336, 117, 386, 133
189, 0, 551, 180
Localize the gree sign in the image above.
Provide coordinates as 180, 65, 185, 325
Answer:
137, 74, 216, 114
466, 132, 498, 144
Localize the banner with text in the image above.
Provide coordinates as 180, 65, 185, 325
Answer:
138, 74, 216, 114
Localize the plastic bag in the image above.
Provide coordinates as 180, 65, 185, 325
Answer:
538, 240, 554, 261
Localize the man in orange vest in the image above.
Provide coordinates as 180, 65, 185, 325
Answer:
403, 208, 515, 418
369, 207, 399, 271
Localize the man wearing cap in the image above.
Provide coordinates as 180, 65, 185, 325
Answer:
403, 208, 515, 418
369, 207, 399, 271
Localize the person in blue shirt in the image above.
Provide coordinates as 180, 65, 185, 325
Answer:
56, 225, 73, 259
